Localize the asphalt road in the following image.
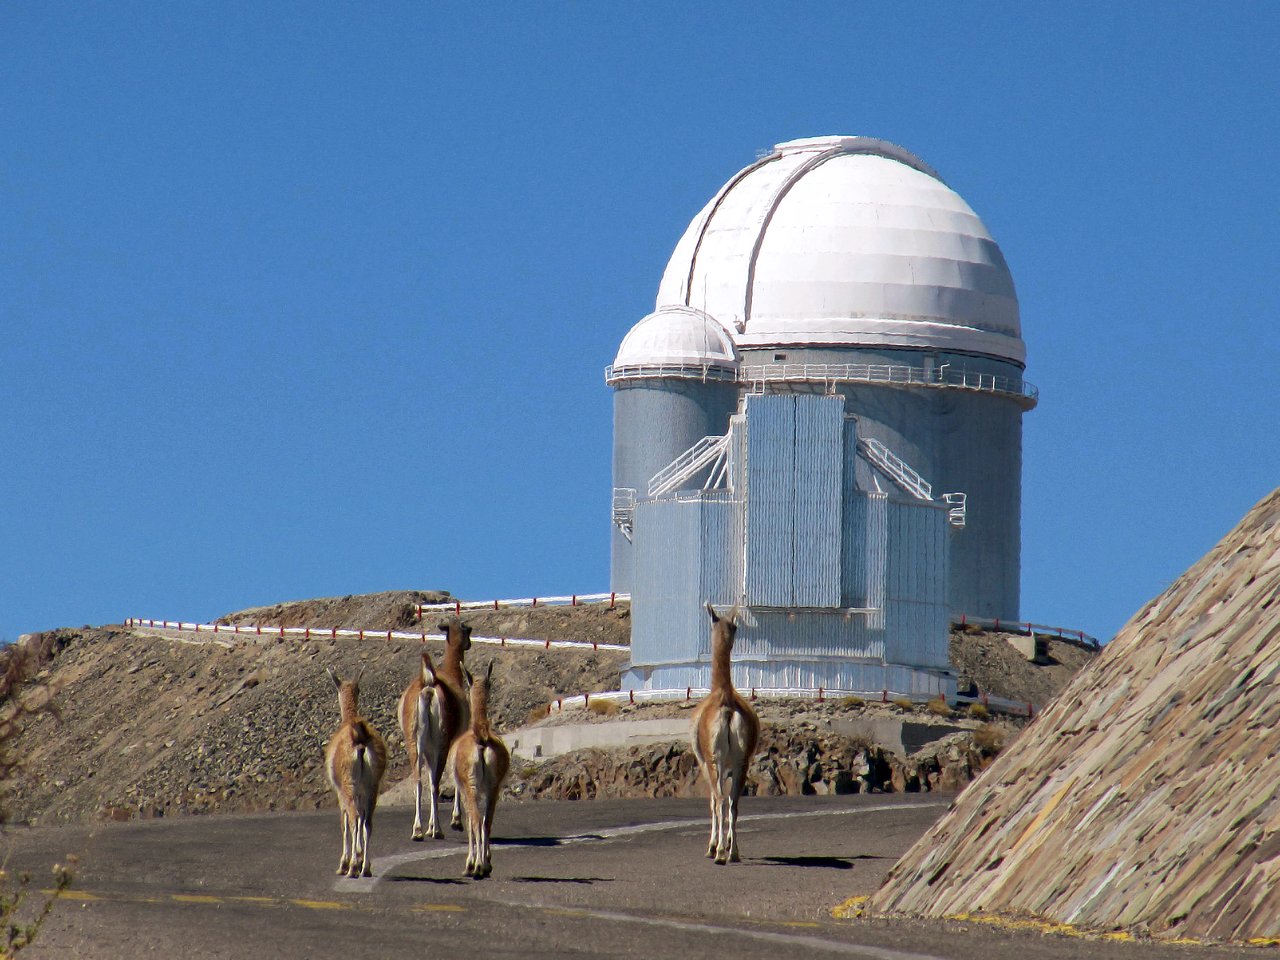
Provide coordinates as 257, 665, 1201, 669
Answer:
4, 795, 1252, 959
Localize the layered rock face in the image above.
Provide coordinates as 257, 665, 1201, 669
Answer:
871, 489, 1280, 942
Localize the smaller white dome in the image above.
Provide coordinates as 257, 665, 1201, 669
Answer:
612, 306, 739, 370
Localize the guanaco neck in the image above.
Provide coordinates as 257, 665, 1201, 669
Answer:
440, 632, 466, 688
710, 634, 734, 691
470, 682, 493, 741
338, 684, 360, 724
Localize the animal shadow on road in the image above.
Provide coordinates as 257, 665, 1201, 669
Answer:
494, 835, 605, 847
511, 876, 614, 885
384, 875, 468, 885
757, 855, 890, 869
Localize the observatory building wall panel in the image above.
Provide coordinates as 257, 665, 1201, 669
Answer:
744, 395, 797, 606
791, 396, 844, 607
610, 380, 737, 592
629, 496, 741, 669
628, 498, 703, 669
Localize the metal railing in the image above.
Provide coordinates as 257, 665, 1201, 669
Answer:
605, 360, 1037, 408
742, 362, 1037, 406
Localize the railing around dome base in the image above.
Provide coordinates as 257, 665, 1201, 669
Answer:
742, 362, 1037, 407
605, 360, 1037, 407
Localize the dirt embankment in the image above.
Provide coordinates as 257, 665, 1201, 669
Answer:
7, 625, 624, 825
949, 626, 1097, 705
5, 592, 1092, 826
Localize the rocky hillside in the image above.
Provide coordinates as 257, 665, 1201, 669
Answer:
4, 591, 1092, 826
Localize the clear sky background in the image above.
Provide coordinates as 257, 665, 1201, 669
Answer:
3, 3, 1277, 644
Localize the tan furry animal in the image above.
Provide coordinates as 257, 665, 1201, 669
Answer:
451, 661, 510, 879
324, 667, 388, 878
690, 603, 759, 864
397, 624, 469, 840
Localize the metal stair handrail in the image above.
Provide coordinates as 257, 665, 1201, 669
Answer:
858, 437, 933, 501
648, 434, 730, 498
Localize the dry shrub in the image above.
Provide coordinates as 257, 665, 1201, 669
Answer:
892, 697, 914, 711
525, 703, 551, 725
841, 696, 865, 709
925, 696, 953, 717
967, 702, 990, 720
0, 635, 74, 953
972, 722, 1008, 755
587, 699, 619, 717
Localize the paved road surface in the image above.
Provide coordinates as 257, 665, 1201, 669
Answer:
5, 795, 1249, 959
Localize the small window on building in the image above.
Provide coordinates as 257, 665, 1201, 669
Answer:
773, 352, 787, 361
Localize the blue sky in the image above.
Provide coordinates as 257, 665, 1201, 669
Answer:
3, 3, 1276, 643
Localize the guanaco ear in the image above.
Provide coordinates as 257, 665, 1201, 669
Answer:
420, 649, 437, 684
354, 667, 365, 687
706, 602, 719, 623
725, 605, 740, 627
326, 666, 341, 689
462, 666, 475, 687
437, 620, 451, 634
461, 623, 473, 648
485, 660, 494, 682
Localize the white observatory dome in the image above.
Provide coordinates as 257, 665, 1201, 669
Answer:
656, 136, 1024, 364
612, 306, 739, 373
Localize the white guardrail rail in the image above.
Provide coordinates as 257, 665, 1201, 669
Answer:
125, 618, 630, 653
417, 592, 629, 615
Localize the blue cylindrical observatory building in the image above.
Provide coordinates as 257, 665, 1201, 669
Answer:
607, 137, 1035, 696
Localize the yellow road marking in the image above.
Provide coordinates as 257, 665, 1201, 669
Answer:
414, 903, 466, 913
290, 899, 351, 911
46, 890, 101, 902
778, 921, 821, 928
543, 907, 591, 918
230, 896, 280, 905
172, 894, 222, 904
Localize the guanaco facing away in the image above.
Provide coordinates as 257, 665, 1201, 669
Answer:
324, 667, 388, 878
398, 618, 471, 840
690, 603, 759, 864
451, 660, 510, 879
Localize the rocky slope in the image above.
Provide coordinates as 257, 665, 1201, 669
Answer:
872, 488, 1280, 943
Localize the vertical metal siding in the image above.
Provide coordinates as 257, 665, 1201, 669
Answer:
791, 396, 843, 606
699, 497, 744, 611
630, 499, 703, 668
745, 395, 795, 606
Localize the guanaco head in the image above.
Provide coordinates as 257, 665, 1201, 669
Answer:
438, 618, 473, 655
463, 661, 494, 717
706, 602, 738, 650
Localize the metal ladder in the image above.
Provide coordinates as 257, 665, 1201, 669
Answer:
611, 488, 637, 541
